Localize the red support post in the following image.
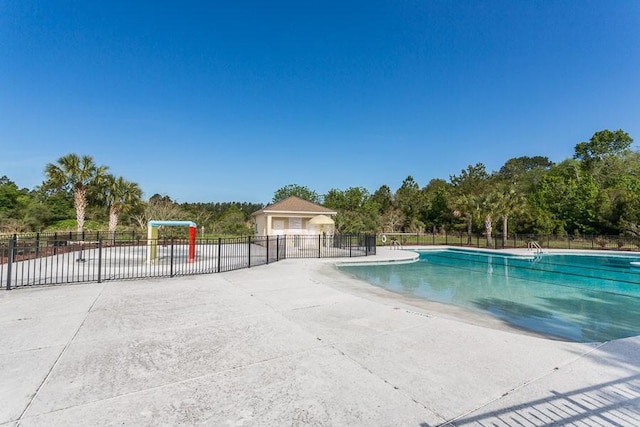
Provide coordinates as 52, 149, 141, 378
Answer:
188, 226, 196, 263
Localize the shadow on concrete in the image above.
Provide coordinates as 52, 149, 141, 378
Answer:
438, 374, 640, 426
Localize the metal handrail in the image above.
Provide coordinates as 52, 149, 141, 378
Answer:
527, 240, 543, 254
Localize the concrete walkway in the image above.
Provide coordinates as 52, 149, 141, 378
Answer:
1, 247, 639, 426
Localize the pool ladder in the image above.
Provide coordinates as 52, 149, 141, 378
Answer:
528, 240, 543, 254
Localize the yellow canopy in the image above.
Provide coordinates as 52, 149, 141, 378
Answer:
308, 215, 334, 225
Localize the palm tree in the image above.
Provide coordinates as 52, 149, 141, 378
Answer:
452, 193, 479, 245
45, 154, 108, 235
479, 192, 501, 248
103, 175, 143, 242
496, 187, 524, 248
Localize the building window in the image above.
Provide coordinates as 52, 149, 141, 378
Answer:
289, 217, 302, 229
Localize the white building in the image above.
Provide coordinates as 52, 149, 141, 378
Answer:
252, 196, 337, 236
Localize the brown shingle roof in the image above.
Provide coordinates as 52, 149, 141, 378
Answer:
252, 196, 336, 215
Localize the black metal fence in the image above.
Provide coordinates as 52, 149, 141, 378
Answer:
0, 233, 376, 289
8, 228, 636, 289
0, 230, 145, 244
379, 232, 640, 251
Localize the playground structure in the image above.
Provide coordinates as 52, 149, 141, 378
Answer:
147, 220, 197, 263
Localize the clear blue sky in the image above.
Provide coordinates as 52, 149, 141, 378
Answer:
2, 1, 639, 203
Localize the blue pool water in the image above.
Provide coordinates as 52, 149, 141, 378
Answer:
339, 249, 640, 342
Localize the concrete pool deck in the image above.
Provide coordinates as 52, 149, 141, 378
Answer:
1, 246, 639, 426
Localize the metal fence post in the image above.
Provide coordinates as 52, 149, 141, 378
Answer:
349, 235, 352, 257
284, 235, 288, 259
217, 237, 222, 272
170, 238, 175, 277
318, 234, 321, 258
266, 235, 269, 265
6, 238, 14, 290
97, 239, 103, 283
276, 236, 280, 261
247, 236, 251, 268
35, 232, 40, 258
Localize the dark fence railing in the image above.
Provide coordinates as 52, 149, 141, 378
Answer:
378, 232, 640, 251
0, 230, 145, 244
280, 234, 376, 258
1, 233, 376, 289
9, 229, 636, 290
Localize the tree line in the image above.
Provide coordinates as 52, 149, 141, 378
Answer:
275, 129, 640, 247
1, 129, 638, 244
0, 154, 262, 237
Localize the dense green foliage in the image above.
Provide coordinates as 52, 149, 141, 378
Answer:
180, 201, 263, 236
312, 128, 639, 241
271, 184, 320, 204
1, 129, 637, 240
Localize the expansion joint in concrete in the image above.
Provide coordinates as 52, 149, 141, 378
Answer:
15, 283, 109, 425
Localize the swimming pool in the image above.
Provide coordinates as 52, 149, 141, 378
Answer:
338, 248, 640, 342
